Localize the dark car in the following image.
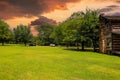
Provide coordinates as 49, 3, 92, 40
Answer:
29, 43, 36, 46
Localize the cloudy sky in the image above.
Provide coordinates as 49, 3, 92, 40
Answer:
0, 0, 120, 28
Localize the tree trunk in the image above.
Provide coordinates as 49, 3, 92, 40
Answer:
66, 42, 70, 49
92, 40, 96, 52
81, 41, 84, 51
1, 40, 4, 46
24, 42, 27, 46
76, 42, 79, 50
2, 42, 4, 46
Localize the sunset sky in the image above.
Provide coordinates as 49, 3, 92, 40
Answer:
0, 0, 120, 28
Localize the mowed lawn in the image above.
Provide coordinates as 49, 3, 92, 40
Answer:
0, 46, 120, 80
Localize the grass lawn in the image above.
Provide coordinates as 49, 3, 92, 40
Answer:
0, 45, 120, 80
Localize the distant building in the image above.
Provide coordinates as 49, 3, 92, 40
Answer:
99, 15, 120, 54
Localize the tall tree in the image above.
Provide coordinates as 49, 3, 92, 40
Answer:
62, 20, 77, 47
59, 9, 100, 51
13, 24, 32, 46
0, 19, 12, 46
60, 11, 88, 50
50, 26, 63, 45
36, 24, 54, 46
82, 9, 100, 51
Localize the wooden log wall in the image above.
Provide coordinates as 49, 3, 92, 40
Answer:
112, 23, 120, 52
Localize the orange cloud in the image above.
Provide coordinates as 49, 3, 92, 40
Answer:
55, 5, 68, 10
1, 0, 120, 28
0, 0, 81, 20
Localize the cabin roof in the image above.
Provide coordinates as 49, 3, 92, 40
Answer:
104, 16, 120, 20
99, 15, 120, 23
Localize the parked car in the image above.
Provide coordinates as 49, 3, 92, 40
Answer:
50, 44, 55, 47
29, 43, 36, 46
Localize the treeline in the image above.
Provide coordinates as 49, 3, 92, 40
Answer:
0, 22, 33, 46
0, 9, 100, 51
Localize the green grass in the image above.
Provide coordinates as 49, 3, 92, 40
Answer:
0, 46, 120, 80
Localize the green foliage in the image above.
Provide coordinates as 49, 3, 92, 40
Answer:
50, 26, 63, 45
13, 24, 32, 46
82, 9, 100, 51
0, 19, 12, 46
36, 24, 54, 46
57, 9, 100, 50
61, 19, 79, 46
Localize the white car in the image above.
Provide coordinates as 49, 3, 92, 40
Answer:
50, 44, 55, 47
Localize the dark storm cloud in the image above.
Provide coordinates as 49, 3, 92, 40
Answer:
0, 0, 119, 19
0, 0, 81, 19
99, 4, 120, 16
116, 0, 120, 3
30, 16, 57, 36
31, 16, 57, 26
99, 4, 120, 13
99, 8, 113, 12
107, 5, 120, 8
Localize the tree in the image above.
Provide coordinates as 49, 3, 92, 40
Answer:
36, 24, 54, 46
60, 11, 88, 50
59, 9, 100, 51
82, 9, 100, 51
50, 26, 63, 45
0, 19, 12, 46
13, 24, 32, 46
61, 19, 79, 47
77, 22, 90, 50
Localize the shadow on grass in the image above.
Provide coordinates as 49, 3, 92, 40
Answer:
0, 44, 28, 47
63, 48, 94, 52
112, 53, 120, 57
63, 47, 120, 57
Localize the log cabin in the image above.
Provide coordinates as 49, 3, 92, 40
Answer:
99, 15, 120, 54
